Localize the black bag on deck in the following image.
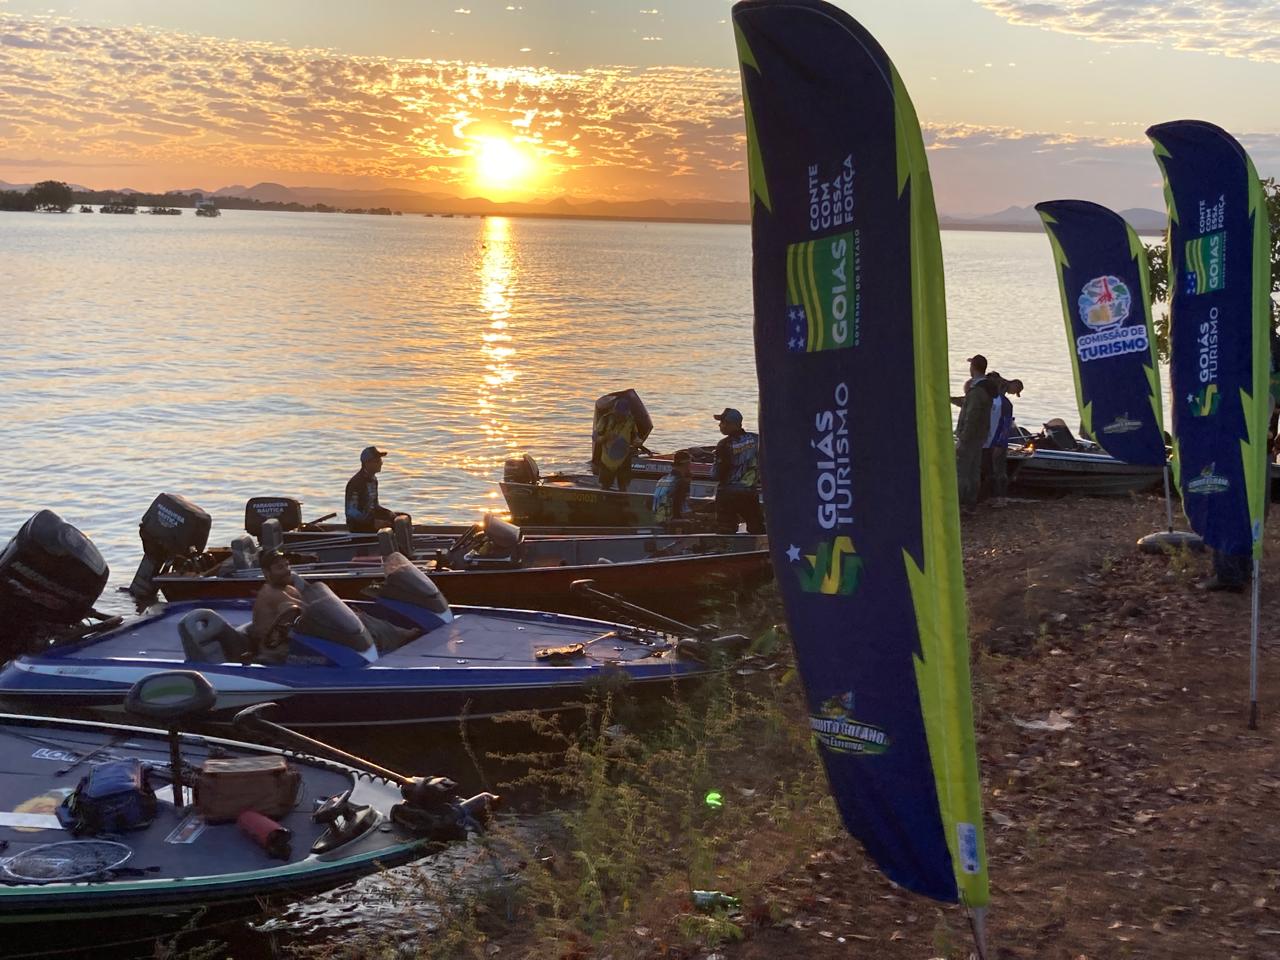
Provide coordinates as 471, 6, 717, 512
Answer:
57, 759, 158, 836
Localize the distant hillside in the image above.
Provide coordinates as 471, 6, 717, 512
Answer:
941, 204, 1166, 235
0, 178, 92, 193
199, 182, 751, 223
2, 176, 1172, 233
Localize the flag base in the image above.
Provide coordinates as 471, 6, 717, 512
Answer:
1136, 530, 1205, 554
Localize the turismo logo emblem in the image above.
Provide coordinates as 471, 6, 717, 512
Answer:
1078, 275, 1131, 329
1187, 383, 1220, 417
1101, 413, 1144, 435
785, 231, 859, 352
1183, 231, 1225, 295
1186, 463, 1230, 495
786, 537, 863, 595
810, 690, 890, 755
1074, 275, 1147, 363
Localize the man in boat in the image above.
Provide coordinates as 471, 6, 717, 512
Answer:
345, 446, 409, 533
955, 375, 997, 508
592, 395, 642, 491
951, 354, 988, 407
712, 408, 764, 534
652, 449, 694, 529
251, 549, 307, 658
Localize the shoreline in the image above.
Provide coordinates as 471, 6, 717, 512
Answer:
0, 204, 1167, 235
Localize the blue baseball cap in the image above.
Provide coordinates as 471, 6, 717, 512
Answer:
360, 445, 388, 463
713, 408, 743, 425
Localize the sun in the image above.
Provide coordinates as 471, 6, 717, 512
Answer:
472, 137, 536, 194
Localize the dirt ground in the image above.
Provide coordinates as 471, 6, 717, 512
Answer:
716, 494, 1280, 960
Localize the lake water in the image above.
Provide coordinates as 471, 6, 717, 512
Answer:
0, 210, 1137, 603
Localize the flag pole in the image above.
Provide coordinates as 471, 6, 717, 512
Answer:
1162, 462, 1175, 533
968, 907, 990, 960
1250, 554, 1261, 730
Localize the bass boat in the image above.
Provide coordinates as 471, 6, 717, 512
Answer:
0, 670, 495, 956
154, 516, 770, 618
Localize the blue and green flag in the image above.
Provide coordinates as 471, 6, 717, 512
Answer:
733, 0, 988, 907
1147, 120, 1271, 559
1035, 200, 1167, 466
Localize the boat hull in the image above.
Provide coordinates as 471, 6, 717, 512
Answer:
1008, 447, 1164, 498
0, 600, 723, 729
157, 541, 772, 618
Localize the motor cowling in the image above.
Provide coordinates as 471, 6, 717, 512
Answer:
503, 455, 540, 486
244, 497, 303, 539
0, 510, 109, 633
129, 493, 211, 600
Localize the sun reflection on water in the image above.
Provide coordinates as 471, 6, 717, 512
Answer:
475, 216, 520, 472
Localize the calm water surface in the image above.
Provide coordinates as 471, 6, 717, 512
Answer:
2, 211, 1128, 602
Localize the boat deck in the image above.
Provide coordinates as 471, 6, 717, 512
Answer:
59, 601, 667, 669
0, 717, 371, 888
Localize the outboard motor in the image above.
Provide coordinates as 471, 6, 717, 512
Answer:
503, 454, 540, 486
129, 493, 212, 601
0, 510, 109, 637
244, 498, 303, 539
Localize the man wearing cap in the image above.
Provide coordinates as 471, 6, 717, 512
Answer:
712, 408, 764, 534
951, 354, 988, 407
345, 446, 406, 533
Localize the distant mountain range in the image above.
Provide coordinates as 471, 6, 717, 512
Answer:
1, 178, 1168, 232
940, 204, 1166, 234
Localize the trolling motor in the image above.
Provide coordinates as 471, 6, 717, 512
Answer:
128, 494, 212, 601
233, 703, 499, 846
123, 671, 218, 812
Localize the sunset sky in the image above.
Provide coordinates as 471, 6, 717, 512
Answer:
1, 0, 1278, 215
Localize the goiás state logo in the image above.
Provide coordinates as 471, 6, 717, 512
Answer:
786, 537, 863, 595
1074, 275, 1148, 364
785, 231, 860, 353
1187, 383, 1220, 418
809, 691, 890, 755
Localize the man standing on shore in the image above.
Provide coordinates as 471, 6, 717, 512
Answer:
951, 354, 988, 407
712, 408, 764, 534
956, 376, 997, 508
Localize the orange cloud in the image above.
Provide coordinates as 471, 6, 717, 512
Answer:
0, 12, 745, 199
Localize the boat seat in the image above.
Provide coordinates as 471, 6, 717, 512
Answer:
179, 608, 251, 663
465, 515, 524, 567
229, 534, 259, 571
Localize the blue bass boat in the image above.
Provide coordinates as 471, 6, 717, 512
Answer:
0, 551, 741, 729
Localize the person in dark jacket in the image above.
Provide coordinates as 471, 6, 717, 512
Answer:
345, 446, 408, 533
712, 408, 764, 534
956, 377, 997, 507
951, 354, 988, 407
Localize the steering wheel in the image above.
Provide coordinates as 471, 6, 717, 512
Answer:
260, 604, 302, 656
